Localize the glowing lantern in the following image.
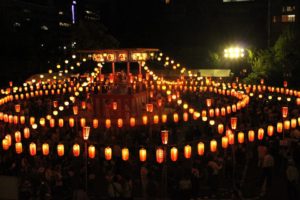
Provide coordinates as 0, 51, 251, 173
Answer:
93, 119, 99, 128
8, 115, 13, 124
282, 107, 288, 118
218, 124, 224, 134
42, 143, 49, 156
277, 122, 283, 133
291, 118, 297, 128
183, 112, 189, 122
161, 130, 169, 145
73, 106, 79, 115
228, 133, 235, 145
130, 117, 136, 127
197, 142, 205, 156
69, 118, 75, 127
206, 98, 212, 107
15, 142, 23, 154
283, 80, 288, 87
112, 102, 117, 110
58, 118, 64, 127
80, 118, 86, 128
20, 116, 25, 124
88, 145, 95, 159
267, 125, 274, 136
170, 147, 178, 162
184, 145, 192, 159
2, 139, 9, 150
15, 104, 21, 113
296, 98, 300, 105
73, 144, 80, 157
139, 148, 147, 162
81, 101, 87, 110
30, 117, 35, 125
157, 99, 163, 107
221, 107, 226, 116
230, 117, 238, 130
105, 147, 112, 160
210, 140, 217, 152
222, 136, 229, 149
48, 118, 55, 128
173, 113, 179, 123
142, 115, 148, 125
57, 144, 64, 156
232, 105, 237, 113
29, 142, 36, 156
209, 109, 214, 117
226, 106, 231, 114
24, 127, 30, 139
82, 126, 90, 140
161, 114, 167, 123
238, 132, 244, 144
122, 148, 129, 161
156, 148, 164, 163
146, 104, 153, 112
284, 120, 290, 130
258, 128, 264, 140
15, 131, 21, 142
39, 118, 45, 127
215, 108, 220, 117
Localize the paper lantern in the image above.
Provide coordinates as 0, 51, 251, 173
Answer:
30, 117, 35, 125
15, 104, 21, 113
183, 112, 189, 122
230, 117, 238, 130
284, 120, 290, 130
267, 125, 274, 136
88, 145, 95, 159
105, 147, 112, 160
152, 115, 158, 124
73, 144, 80, 157
258, 128, 264, 140
122, 148, 129, 161
58, 118, 64, 127
277, 122, 283, 133
206, 98, 212, 107
5, 135, 11, 147
226, 106, 231, 114
93, 119, 99, 128
117, 118, 123, 128
247, 130, 255, 142
15, 131, 21, 143
73, 106, 78, 115
296, 98, 300, 105
156, 148, 164, 163
215, 108, 220, 117
42, 143, 49, 156
158, 114, 166, 124
142, 115, 148, 125
69, 118, 75, 127
15, 142, 23, 154
112, 102, 117, 110
282, 107, 288, 118
20, 116, 25, 124
39, 118, 45, 127
29, 142, 36, 156
228, 133, 235, 145
238, 132, 244, 144
197, 142, 205, 156
210, 140, 217, 152
170, 147, 178, 162
184, 145, 192, 159
50, 118, 55, 128
57, 144, 64, 156
23, 127, 30, 139
8, 115, 13, 124
291, 118, 297, 128
81, 101, 87, 110
2, 139, 9, 150
157, 99, 163, 107
161, 130, 169, 145
146, 104, 153, 112
221, 107, 226, 116
80, 118, 86, 128
173, 113, 179, 123
222, 136, 229, 148
82, 126, 90, 140
139, 148, 147, 162
130, 117, 136, 127
218, 124, 224, 134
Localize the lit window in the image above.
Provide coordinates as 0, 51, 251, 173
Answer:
281, 14, 295, 22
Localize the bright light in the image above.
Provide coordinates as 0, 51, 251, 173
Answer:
224, 47, 245, 59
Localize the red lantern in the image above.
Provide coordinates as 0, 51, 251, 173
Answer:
197, 142, 205, 156
221, 107, 226, 116
130, 117, 136, 127
122, 148, 129, 161
183, 112, 189, 122
218, 124, 224, 134
282, 107, 288, 118
248, 130, 255, 142
105, 147, 112, 160
50, 118, 55, 128
73, 106, 78, 115
228, 133, 235, 145
170, 147, 178, 162
2, 139, 9, 150
69, 118, 75, 127
57, 144, 64, 156
82, 126, 90, 140
291, 119, 297, 128
222, 136, 228, 148
139, 148, 147, 162
112, 102, 118, 110
15, 104, 21, 113
267, 125, 274, 136
173, 113, 179, 123
161, 114, 167, 123
42, 143, 49, 156
210, 140, 217, 152
15, 131, 21, 142
277, 122, 283, 133
161, 130, 169, 145
20, 116, 25, 124
184, 145, 192, 159
105, 119, 111, 129
284, 120, 290, 130
58, 118, 64, 127
230, 117, 238, 130
29, 142, 36, 156
117, 118, 123, 128
88, 145, 95, 159
80, 118, 86, 128
93, 119, 99, 128
81, 101, 87, 110
238, 132, 244, 144
156, 148, 164, 163
146, 104, 153, 112
73, 144, 80, 157
206, 98, 212, 107
15, 142, 23, 154
142, 115, 148, 125
258, 128, 264, 140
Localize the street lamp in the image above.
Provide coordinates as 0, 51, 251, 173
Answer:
82, 126, 90, 193
224, 47, 245, 59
